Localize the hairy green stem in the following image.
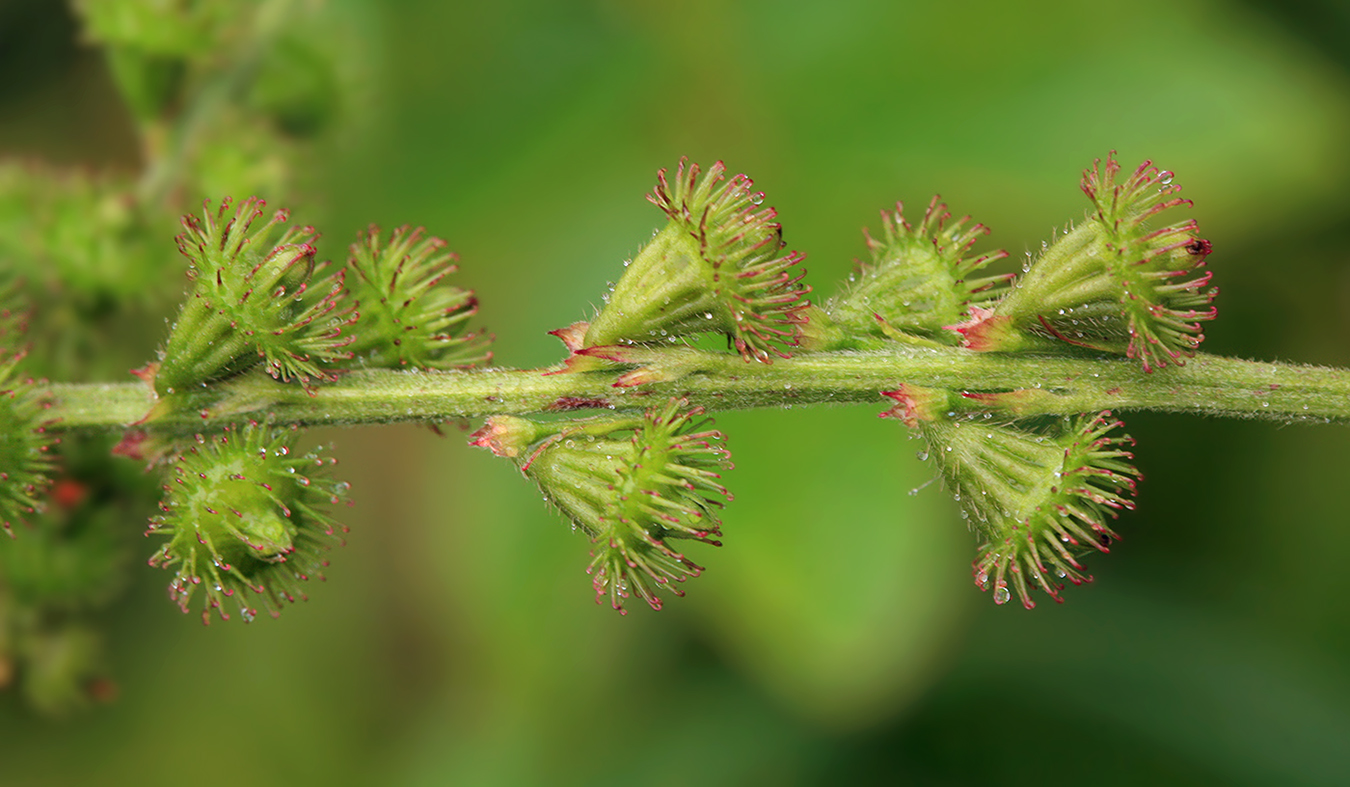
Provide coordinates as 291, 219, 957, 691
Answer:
43, 346, 1350, 433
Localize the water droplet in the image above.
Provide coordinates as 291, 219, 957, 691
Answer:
993, 585, 1011, 605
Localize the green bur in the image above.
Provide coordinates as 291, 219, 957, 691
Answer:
956, 155, 1216, 370
884, 384, 1139, 609
147, 424, 347, 623
575, 160, 808, 363
154, 197, 352, 396
810, 196, 1013, 351
472, 399, 732, 613
342, 224, 491, 370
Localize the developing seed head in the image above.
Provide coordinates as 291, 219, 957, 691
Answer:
471, 398, 732, 614
823, 196, 1012, 347
153, 197, 354, 396
884, 387, 1140, 608
342, 224, 492, 370
576, 159, 810, 363
1082, 155, 1217, 370
146, 423, 349, 624
953, 153, 1216, 371
966, 412, 1139, 608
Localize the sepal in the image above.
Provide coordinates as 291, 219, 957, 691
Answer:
470, 398, 732, 613
146, 423, 349, 623
342, 225, 492, 370
576, 160, 810, 363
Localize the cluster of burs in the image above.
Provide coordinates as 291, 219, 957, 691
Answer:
478, 153, 1215, 614
2, 149, 1225, 647
0, 192, 493, 712
0, 0, 381, 713
0, 0, 1223, 717
0, 150, 1214, 714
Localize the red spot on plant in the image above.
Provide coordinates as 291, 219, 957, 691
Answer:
1186, 238, 1212, 257
547, 396, 611, 412
50, 477, 88, 510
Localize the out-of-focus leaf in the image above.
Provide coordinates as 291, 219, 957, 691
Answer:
693, 408, 972, 727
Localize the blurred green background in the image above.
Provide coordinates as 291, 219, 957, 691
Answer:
3, 0, 1350, 784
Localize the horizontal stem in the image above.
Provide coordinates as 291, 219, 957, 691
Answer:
43, 346, 1350, 434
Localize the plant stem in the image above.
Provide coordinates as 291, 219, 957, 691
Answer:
44, 346, 1350, 434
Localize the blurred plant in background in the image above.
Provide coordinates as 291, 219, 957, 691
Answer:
0, 0, 368, 715
2, 1, 1350, 786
